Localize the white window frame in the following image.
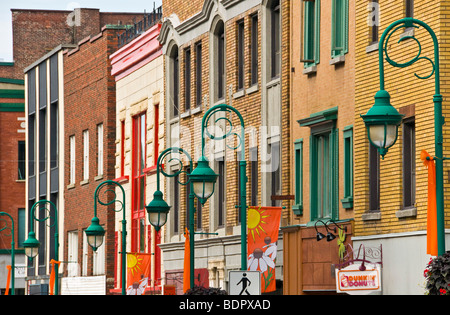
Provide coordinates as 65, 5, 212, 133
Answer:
70, 135, 76, 184
97, 124, 104, 176
83, 130, 89, 181
68, 231, 79, 277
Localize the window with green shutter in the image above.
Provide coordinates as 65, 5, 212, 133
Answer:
341, 126, 353, 208
293, 139, 303, 215
302, 0, 320, 67
331, 0, 349, 58
298, 107, 339, 222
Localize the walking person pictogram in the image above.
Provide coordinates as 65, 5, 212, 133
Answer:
237, 273, 252, 295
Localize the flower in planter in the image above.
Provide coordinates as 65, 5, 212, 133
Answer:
424, 252, 450, 295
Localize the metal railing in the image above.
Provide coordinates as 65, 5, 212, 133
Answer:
117, 5, 162, 48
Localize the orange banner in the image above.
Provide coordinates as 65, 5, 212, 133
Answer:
49, 259, 60, 295
126, 253, 152, 295
183, 228, 190, 293
420, 150, 438, 256
247, 206, 281, 293
5, 265, 11, 295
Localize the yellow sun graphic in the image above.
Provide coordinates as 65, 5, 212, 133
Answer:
248, 207, 270, 243
127, 253, 144, 277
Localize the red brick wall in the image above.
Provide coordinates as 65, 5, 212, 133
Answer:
0, 110, 25, 248
63, 27, 120, 292
0, 9, 146, 80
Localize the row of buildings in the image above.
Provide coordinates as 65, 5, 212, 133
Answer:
0, 0, 449, 295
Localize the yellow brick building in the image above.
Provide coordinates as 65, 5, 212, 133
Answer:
354, 0, 449, 294
158, 0, 291, 294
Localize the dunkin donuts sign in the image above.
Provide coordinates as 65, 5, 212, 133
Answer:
336, 264, 381, 295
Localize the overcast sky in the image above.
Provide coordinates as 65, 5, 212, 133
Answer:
0, 0, 163, 62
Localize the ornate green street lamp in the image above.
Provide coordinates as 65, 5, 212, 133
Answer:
192, 103, 248, 270
362, 17, 445, 255
146, 190, 170, 231
146, 147, 195, 288
361, 90, 403, 159
188, 156, 218, 205
86, 180, 126, 295
0, 212, 16, 295
24, 200, 59, 294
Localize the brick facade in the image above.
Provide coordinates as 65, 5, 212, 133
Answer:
283, 0, 356, 294
63, 26, 125, 294
0, 9, 150, 80
159, 0, 291, 292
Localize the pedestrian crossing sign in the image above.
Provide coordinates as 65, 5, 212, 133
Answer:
228, 270, 261, 295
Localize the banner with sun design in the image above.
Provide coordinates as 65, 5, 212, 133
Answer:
127, 252, 152, 295
247, 206, 282, 293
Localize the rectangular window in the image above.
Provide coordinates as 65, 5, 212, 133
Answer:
237, 19, 245, 90
121, 120, 125, 177
28, 116, 36, 177
83, 130, 89, 181
312, 132, 331, 218
270, 142, 281, 207
70, 135, 75, 184
293, 140, 303, 214
173, 173, 180, 234
369, 0, 379, 44
331, 0, 349, 58
18, 141, 26, 180
369, 144, 380, 211
18, 208, 26, 248
172, 49, 179, 118
218, 27, 225, 100
250, 147, 258, 206
271, 1, 281, 78
342, 127, 353, 208
218, 159, 225, 227
154, 104, 160, 166
97, 124, 103, 176
39, 108, 47, 174
405, 0, 413, 18
250, 14, 259, 86
302, 0, 320, 66
184, 47, 191, 112
132, 113, 146, 251
50, 101, 58, 169
195, 42, 203, 107
309, 124, 338, 221
403, 119, 416, 208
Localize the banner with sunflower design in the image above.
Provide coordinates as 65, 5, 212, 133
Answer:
127, 252, 152, 295
247, 206, 281, 293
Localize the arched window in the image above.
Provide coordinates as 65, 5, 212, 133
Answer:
212, 19, 225, 101
168, 43, 179, 118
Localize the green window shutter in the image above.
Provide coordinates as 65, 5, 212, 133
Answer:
314, 0, 321, 65
341, 126, 353, 208
303, 0, 320, 67
331, 0, 349, 58
293, 139, 303, 215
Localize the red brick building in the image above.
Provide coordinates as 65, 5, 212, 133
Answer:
0, 77, 26, 295
0, 8, 150, 80
19, 8, 151, 295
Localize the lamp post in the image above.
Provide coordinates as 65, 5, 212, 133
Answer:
0, 212, 15, 295
361, 17, 446, 255
146, 147, 196, 288
23, 200, 59, 295
85, 180, 126, 295
190, 103, 247, 270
